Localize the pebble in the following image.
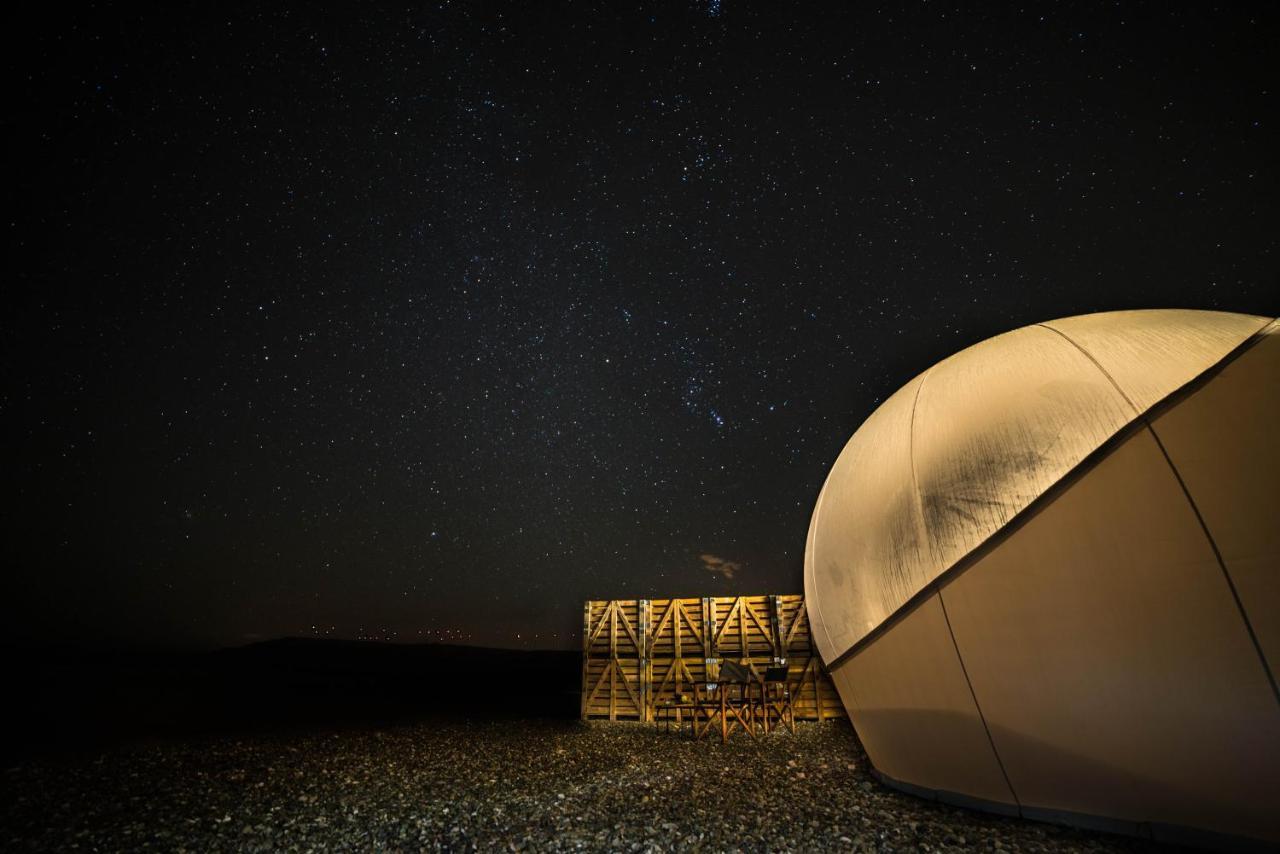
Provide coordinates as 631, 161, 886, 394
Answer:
1, 718, 1162, 851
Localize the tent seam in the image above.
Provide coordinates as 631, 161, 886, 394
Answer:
1034, 322, 1140, 416
1145, 421, 1280, 708
936, 589, 1023, 811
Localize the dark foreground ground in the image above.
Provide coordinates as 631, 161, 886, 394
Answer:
0, 639, 581, 763
2, 717, 1168, 852
0, 641, 1173, 851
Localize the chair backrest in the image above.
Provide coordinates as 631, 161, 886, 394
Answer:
718, 660, 752, 683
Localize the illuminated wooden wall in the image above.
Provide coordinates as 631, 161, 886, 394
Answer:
581, 594, 844, 722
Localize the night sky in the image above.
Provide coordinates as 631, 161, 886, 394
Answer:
6, 3, 1277, 650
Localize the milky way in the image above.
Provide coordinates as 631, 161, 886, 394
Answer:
6, 3, 1277, 648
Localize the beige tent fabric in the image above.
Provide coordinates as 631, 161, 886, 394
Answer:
806, 310, 1271, 663
811, 310, 1279, 844
1148, 320, 1280, 668
831, 593, 1018, 810
939, 424, 1280, 841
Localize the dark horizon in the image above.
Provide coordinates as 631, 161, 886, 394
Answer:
1, 632, 579, 655
6, 2, 1278, 651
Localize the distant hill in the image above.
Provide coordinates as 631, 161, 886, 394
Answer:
2, 639, 581, 762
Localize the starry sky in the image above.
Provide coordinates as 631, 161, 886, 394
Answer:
6, 2, 1277, 650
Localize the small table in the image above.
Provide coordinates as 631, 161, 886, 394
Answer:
653, 697, 697, 737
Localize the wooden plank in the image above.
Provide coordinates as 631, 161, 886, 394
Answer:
742, 597, 772, 654
613, 658, 641, 712
583, 659, 613, 709
650, 599, 675, 650
588, 601, 610, 643
712, 597, 741, 653
615, 602, 641, 652
678, 599, 703, 648
784, 600, 810, 651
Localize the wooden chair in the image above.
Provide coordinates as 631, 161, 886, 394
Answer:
758, 664, 796, 734
694, 660, 756, 743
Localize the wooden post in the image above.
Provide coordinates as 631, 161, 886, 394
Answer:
769, 595, 784, 663
808, 627, 822, 720
703, 596, 717, 681
581, 601, 591, 719
705, 596, 717, 737
813, 659, 822, 720
639, 598, 650, 722
609, 601, 617, 659
609, 602, 617, 721
737, 597, 746, 660
674, 601, 683, 725
720, 679, 728, 743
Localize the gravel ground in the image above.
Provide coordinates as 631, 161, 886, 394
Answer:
2, 717, 1167, 852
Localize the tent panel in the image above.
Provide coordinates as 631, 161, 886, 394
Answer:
835, 593, 1017, 808
1150, 322, 1280, 673
941, 426, 1280, 843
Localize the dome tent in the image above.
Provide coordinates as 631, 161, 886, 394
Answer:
804, 309, 1279, 847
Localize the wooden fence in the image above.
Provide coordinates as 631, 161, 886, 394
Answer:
581, 594, 844, 722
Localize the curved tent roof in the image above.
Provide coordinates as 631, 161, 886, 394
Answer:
804, 309, 1276, 664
